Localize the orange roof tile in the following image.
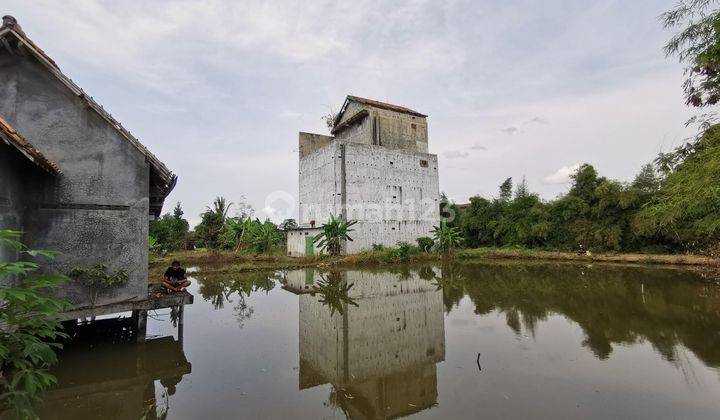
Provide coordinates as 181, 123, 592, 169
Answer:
0, 115, 61, 175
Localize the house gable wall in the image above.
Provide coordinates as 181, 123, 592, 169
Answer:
0, 51, 150, 306
335, 101, 428, 153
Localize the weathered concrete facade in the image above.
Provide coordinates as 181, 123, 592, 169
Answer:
287, 269, 445, 417
0, 139, 53, 285
0, 17, 175, 308
332, 95, 429, 153
289, 95, 439, 255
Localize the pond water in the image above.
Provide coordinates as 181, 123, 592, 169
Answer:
37, 262, 720, 419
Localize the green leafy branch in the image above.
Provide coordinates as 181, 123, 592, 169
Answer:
0, 230, 70, 419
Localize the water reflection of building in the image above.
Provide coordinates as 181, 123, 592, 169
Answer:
35, 317, 191, 420
286, 270, 445, 419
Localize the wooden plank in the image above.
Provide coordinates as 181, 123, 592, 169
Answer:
59, 291, 193, 321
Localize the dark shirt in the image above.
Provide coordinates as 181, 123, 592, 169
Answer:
164, 267, 186, 282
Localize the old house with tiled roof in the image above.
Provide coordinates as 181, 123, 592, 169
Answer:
288, 95, 440, 256
0, 16, 177, 308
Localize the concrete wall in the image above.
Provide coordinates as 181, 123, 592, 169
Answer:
298, 132, 334, 159
0, 144, 52, 286
0, 145, 28, 234
335, 101, 428, 153
298, 141, 342, 226
296, 139, 439, 254
0, 49, 151, 306
344, 141, 439, 251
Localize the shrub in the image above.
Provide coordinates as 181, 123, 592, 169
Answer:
417, 237, 434, 252
387, 242, 421, 261
69, 264, 129, 306
432, 221, 464, 254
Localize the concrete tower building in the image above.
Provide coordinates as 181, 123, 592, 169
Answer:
287, 95, 440, 256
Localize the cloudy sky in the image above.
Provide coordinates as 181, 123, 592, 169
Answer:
5, 0, 695, 225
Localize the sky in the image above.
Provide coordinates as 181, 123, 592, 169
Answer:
4, 0, 697, 226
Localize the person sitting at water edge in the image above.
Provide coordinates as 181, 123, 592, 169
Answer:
163, 260, 190, 292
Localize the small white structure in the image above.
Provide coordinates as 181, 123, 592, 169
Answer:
287, 95, 440, 256
286, 227, 323, 257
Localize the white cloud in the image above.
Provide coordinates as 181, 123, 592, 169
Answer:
543, 164, 581, 184
469, 144, 487, 151
500, 127, 519, 135
444, 150, 470, 159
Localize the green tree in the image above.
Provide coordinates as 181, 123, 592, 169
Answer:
149, 202, 190, 251
663, 0, 720, 109
0, 230, 69, 418
195, 197, 233, 249
499, 177, 513, 202
513, 177, 530, 200
280, 219, 298, 231
459, 196, 502, 247
635, 124, 720, 251
313, 215, 357, 256
569, 164, 603, 203
632, 163, 662, 194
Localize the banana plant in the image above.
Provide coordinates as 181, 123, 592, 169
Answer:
313, 215, 357, 256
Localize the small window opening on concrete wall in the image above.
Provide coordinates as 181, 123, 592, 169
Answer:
420, 160, 428, 167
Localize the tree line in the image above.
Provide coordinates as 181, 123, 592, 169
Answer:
149, 197, 296, 253
448, 124, 718, 254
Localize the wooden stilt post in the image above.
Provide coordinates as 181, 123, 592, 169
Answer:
178, 304, 185, 344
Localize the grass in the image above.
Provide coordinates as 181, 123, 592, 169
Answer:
148, 246, 719, 283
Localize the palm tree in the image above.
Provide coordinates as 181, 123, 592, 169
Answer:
196, 196, 233, 248
432, 221, 463, 254
313, 214, 357, 256
209, 197, 233, 222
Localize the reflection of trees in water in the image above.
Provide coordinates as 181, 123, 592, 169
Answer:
429, 264, 465, 313
196, 271, 279, 327
314, 271, 359, 316
433, 262, 720, 365
234, 299, 255, 328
